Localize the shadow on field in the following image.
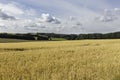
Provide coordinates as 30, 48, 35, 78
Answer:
0, 47, 53, 52
113, 75, 120, 80
0, 48, 30, 52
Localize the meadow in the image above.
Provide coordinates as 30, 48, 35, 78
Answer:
0, 39, 120, 80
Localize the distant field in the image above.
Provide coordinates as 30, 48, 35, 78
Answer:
0, 38, 29, 43
51, 38, 67, 41
0, 38, 66, 43
0, 39, 120, 80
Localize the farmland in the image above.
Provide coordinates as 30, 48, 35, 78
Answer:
0, 39, 120, 80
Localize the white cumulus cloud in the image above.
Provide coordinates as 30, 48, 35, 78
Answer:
38, 13, 61, 24
95, 8, 120, 22
0, 3, 24, 16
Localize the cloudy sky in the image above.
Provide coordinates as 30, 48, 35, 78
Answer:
0, 0, 120, 34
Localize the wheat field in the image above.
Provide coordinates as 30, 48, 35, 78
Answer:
0, 39, 120, 80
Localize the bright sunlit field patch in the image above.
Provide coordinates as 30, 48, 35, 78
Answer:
0, 39, 120, 80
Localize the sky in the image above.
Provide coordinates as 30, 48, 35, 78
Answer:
0, 0, 120, 34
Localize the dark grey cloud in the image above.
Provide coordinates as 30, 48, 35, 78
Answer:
0, 9, 16, 20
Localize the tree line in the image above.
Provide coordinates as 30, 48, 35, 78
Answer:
0, 31, 120, 40
38, 32, 120, 40
0, 33, 49, 40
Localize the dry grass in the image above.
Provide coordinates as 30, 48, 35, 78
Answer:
0, 39, 120, 80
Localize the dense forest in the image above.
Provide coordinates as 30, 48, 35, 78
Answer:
0, 32, 120, 40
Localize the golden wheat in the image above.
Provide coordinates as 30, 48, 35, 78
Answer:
0, 40, 120, 80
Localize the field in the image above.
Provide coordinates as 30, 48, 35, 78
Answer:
0, 39, 120, 80
0, 38, 29, 43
